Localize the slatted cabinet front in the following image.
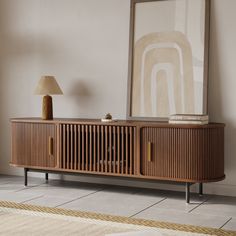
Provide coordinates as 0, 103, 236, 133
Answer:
141, 127, 224, 181
59, 124, 136, 175
11, 120, 225, 183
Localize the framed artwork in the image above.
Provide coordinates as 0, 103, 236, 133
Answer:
127, 0, 210, 121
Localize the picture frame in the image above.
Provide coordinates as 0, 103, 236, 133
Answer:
127, 0, 210, 121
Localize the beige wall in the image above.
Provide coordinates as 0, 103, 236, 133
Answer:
0, 0, 236, 196
208, 0, 236, 196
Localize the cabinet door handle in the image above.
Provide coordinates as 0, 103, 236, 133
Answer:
49, 136, 53, 156
147, 141, 152, 162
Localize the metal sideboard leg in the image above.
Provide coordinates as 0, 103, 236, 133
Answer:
45, 173, 49, 182
186, 182, 190, 204
24, 168, 28, 186
199, 183, 203, 196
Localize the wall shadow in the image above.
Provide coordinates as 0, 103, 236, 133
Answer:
68, 78, 93, 108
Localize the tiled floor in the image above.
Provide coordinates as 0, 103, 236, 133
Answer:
0, 174, 235, 231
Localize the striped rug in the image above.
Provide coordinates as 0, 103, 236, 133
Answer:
0, 201, 235, 236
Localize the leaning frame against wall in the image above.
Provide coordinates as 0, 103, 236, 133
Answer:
127, 0, 210, 121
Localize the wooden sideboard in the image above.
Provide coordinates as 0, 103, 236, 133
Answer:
10, 118, 225, 203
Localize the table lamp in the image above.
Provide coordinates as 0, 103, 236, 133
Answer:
34, 75, 63, 120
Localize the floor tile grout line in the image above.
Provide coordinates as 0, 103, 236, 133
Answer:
219, 217, 232, 229
129, 197, 167, 218
14, 182, 47, 192
20, 195, 45, 204
0, 181, 12, 186
188, 196, 212, 213
54, 187, 109, 208
54, 188, 107, 208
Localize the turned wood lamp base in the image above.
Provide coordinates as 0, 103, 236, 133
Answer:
42, 95, 53, 120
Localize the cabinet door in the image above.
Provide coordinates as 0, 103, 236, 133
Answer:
31, 123, 57, 167
141, 127, 193, 179
141, 126, 225, 181
12, 122, 57, 168
59, 124, 136, 175
141, 127, 171, 177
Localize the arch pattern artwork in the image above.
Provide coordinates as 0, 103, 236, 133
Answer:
128, 0, 209, 120
132, 31, 194, 118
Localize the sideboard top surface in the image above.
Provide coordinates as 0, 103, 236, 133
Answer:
10, 117, 225, 129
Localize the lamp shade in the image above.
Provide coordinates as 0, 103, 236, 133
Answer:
34, 76, 63, 95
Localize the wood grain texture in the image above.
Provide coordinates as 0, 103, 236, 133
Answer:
10, 117, 223, 129
12, 122, 57, 168
11, 119, 225, 183
58, 123, 136, 175
141, 126, 225, 181
42, 95, 53, 120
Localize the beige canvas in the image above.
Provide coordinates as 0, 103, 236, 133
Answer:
130, 0, 207, 118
